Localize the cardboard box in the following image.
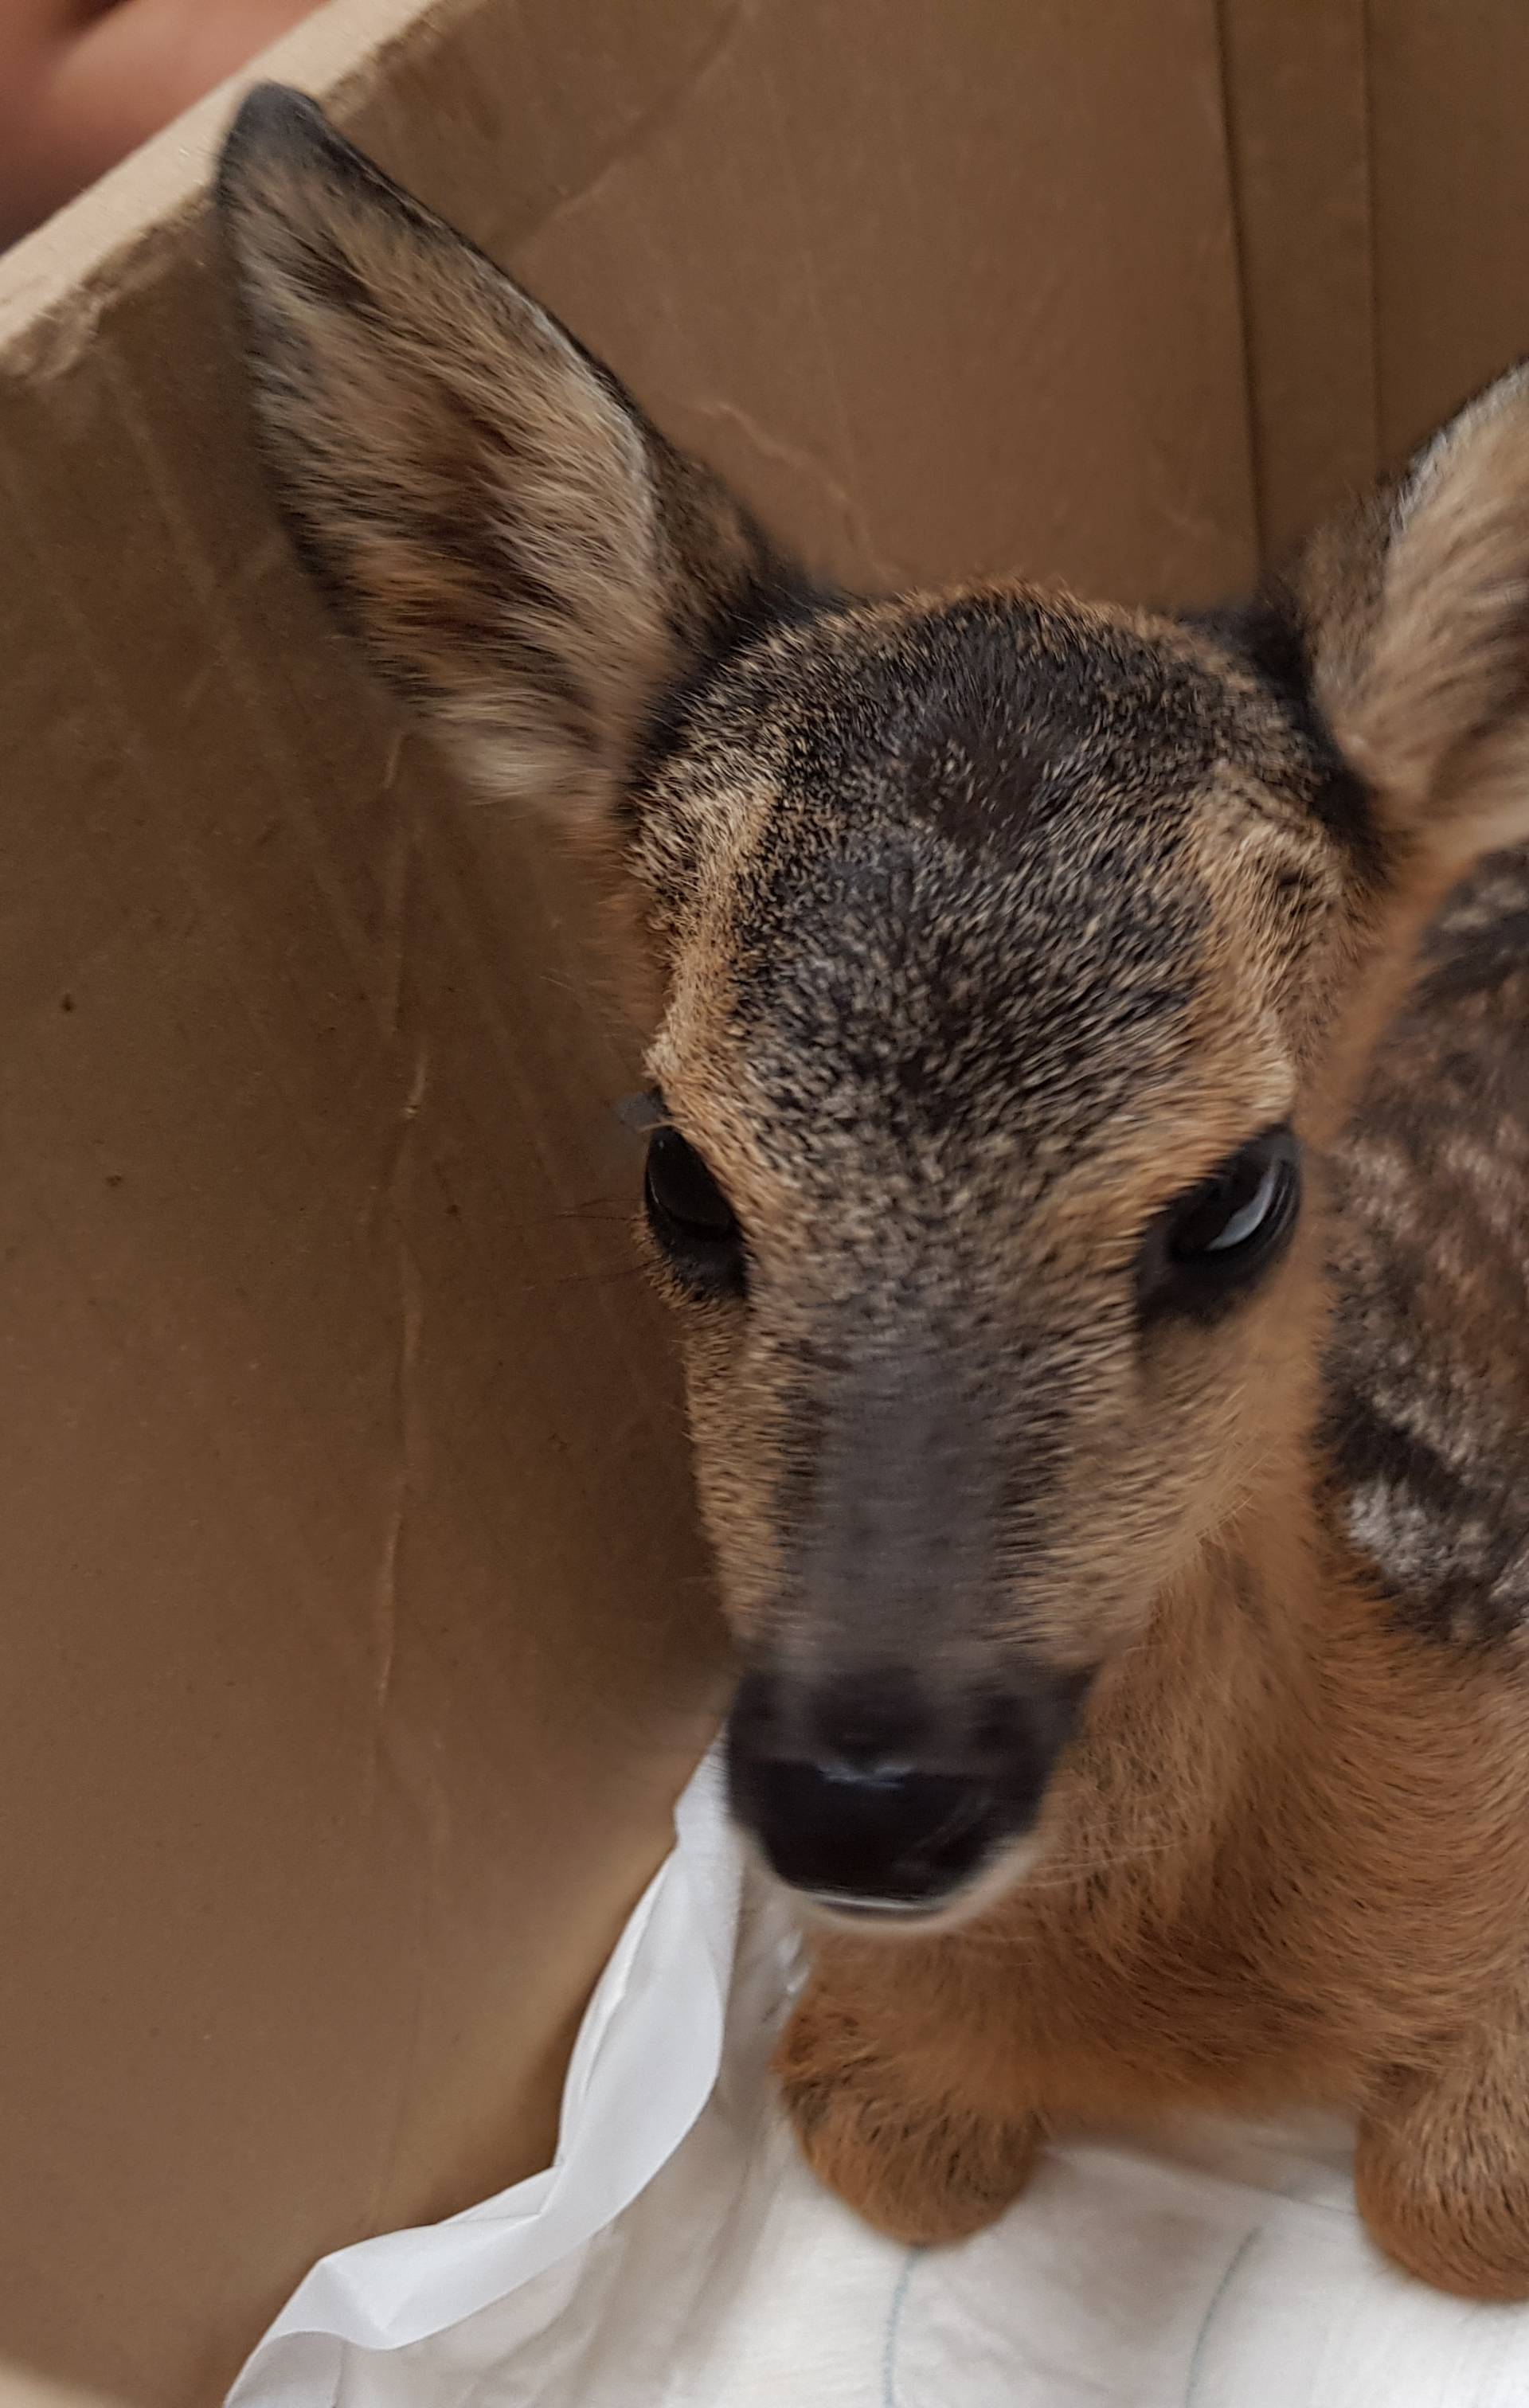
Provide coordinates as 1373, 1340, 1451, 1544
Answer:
1, 3, 1522, 2400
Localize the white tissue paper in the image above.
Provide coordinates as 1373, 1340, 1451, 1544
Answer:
232, 1753, 1529, 2407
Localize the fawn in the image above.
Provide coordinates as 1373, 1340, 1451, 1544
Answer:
221, 85, 1529, 2301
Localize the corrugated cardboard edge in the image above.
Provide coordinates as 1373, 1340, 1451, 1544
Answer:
0, 0, 474, 378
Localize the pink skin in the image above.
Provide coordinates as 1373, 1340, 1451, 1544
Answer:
0, 0, 318, 248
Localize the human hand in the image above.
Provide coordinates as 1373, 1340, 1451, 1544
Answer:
0, 0, 318, 247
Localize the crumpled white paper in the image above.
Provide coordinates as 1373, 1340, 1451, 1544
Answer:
232, 1754, 1529, 2408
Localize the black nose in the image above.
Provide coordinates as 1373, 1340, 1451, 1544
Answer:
729, 1749, 1001, 1910
725, 1665, 1084, 1916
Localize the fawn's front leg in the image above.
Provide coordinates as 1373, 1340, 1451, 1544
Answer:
775, 1940, 1042, 2246
1355, 1988, 1529, 2301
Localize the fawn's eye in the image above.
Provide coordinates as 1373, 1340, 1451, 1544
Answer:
643, 1124, 746, 1296
1139, 1127, 1300, 1319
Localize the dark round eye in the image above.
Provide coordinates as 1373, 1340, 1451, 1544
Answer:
1140, 1127, 1300, 1318
643, 1124, 745, 1295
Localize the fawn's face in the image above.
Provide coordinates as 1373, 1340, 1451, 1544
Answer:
633, 592, 1364, 1917
222, 89, 1529, 1924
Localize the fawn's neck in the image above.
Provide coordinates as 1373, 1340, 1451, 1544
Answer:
1062, 1398, 1335, 1912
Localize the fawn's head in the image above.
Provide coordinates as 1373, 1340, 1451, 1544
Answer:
221, 88, 1529, 1925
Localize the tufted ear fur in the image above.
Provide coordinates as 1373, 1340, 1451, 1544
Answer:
217, 84, 803, 823
1297, 367, 1529, 878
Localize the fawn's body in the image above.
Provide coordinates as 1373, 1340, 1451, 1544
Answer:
221, 87, 1529, 2300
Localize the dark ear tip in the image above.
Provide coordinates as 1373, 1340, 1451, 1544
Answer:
217, 83, 335, 205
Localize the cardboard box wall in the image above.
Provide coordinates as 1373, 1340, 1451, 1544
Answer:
1, 2, 1524, 2400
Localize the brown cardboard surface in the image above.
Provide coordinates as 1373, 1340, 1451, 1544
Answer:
1, 2, 1258, 2401
499, 0, 1257, 602
1367, 1, 1529, 463
1218, 0, 1378, 560
1220, 4, 1529, 549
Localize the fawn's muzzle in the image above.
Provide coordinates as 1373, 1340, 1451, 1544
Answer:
725, 1661, 1088, 1917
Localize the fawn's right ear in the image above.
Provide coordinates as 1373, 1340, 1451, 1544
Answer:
217, 85, 800, 830
1298, 366, 1529, 882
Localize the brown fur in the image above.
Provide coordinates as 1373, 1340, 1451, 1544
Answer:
220, 87, 1529, 2301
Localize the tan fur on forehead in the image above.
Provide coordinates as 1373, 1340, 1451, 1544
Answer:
1180, 774, 1342, 1101
645, 591, 1329, 1215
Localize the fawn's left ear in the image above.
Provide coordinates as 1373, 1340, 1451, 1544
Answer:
217, 84, 800, 827
1300, 366, 1529, 878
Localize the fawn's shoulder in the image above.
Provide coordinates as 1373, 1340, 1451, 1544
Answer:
1326, 847, 1529, 1646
